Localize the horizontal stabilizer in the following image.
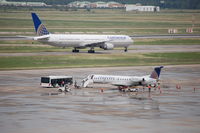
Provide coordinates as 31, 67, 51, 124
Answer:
33, 35, 50, 40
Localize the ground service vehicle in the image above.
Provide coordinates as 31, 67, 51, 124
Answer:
40, 76, 73, 87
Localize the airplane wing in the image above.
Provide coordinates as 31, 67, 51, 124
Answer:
112, 79, 144, 87
130, 34, 200, 39
82, 40, 108, 47
112, 83, 131, 87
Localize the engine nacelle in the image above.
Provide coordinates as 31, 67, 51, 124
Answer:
139, 78, 157, 86
139, 78, 146, 85
101, 43, 114, 50
143, 78, 157, 87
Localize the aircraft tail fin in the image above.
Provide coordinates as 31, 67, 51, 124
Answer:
150, 66, 164, 79
31, 12, 49, 36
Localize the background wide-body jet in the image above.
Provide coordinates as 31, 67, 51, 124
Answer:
20, 13, 200, 53
31, 13, 133, 53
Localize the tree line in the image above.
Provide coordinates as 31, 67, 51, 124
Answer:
6, 0, 200, 9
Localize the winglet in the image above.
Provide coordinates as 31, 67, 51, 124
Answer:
150, 66, 164, 79
31, 12, 49, 36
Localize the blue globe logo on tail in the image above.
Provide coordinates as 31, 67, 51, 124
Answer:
31, 13, 49, 36
150, 66, 164, 79
37, 24, 49, 36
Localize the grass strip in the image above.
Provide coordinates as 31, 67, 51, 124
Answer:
0, 52, 199, 70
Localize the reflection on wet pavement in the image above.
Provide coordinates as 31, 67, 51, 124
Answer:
0, 65, 200, 133
0, 88, 200, 133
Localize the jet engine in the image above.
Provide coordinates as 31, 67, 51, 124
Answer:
139, 78, 157, 87
139, 78, 146, 85
101, 43, 114, 50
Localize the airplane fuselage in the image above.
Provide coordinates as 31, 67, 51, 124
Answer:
81, 66, 163, 88
38, 34, 133, 49
93, 75, 146, 86
82, 74, 157, 88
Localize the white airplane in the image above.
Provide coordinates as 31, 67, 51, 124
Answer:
30, 13, 133, 53
81, 66, 164, 89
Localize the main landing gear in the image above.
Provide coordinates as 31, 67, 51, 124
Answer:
72, 48, 79, 53
88, 48, 95, 53
124, 47, 128, 52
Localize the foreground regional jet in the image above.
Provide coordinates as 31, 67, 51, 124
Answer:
81, 66, 163, 88
31, 13, 133, 53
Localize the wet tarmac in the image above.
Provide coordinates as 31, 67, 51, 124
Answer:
0, 65, 200, 133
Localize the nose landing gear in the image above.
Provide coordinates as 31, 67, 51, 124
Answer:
72, 48, 79, 53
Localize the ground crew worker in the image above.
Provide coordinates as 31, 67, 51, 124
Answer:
61, 81, 65, 87
157, 84, 161, 94
143, 86, 145, 92
74, 80, 77, 88
148, 85, 151, 93
100, 88, 104, 93
176, 84, 181, 89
